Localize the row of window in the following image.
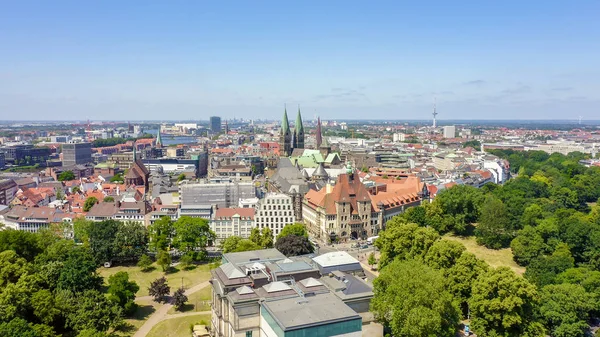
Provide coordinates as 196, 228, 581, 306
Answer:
260, 204, 292, 211
257, 210, 293, 217
256, 217, 294, 224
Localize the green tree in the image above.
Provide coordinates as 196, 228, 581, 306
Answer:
221, 236, 261, 253
172, 287, 188, 311
538, 283, 595, 337
0, 229, 42, 261
374, 219, 440, 268
0, 318, 40, 337
261, 227, 274, 248
521, 204, 544, 227
177, 173, 186, 182
398, 205, 427, 227
148, 277, 170, 303
371, 259, 460, 337
72, 186, 81, 194
57, 171, 75, 181
367, 252, 376, 269
137, 254, 153, 272
156, 250, 172, 272
102, 196, 114, 202
476, 196, 515, 249
31, 289, 61, 326
107, 271, 139, 316
510, 226, 546, 266
66, 289, 122, 333
249, 227, 262, 246
57, 247, 102, 293
524, 243, 575, 287
87, 219, 119, 263
470, 267, 545, 337
179, 253, 194, 270
148, 217, 174, 252
277, 223, 308, 240
113, 221, 148, 263
110, 174, 123, 182
424, 239, 466, 270
172, 217, 214, 253
433, 185, 484, 234
275, 235, 314, 257
82, 197, 98, 212
55, 187, 64, 201
445, 252, 489, 316
0, 250, 31, 287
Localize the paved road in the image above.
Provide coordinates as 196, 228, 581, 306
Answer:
133, 281, 210, 337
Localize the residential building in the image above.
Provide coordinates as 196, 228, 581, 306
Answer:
142, 157, 204, 178
254, 193, 296, 239
211, 208, 255, 243
0, 151, 5, 169
0, 179, 18, 205
0, 205, 74, 232
62, 142, 92, 166
443, 125, 456, 139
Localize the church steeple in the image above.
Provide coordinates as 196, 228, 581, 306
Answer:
279, 105, 292, 156
293, 105, 304, 149
156, 129, 163, 148
315, 116, 322, 148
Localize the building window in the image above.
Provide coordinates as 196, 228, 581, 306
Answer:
246, 331, 252, 337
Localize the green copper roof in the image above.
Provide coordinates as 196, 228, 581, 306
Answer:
281, 106, 290, 135
295, 105, 304, 135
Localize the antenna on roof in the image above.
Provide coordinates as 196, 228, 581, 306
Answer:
432, 97, 438, 128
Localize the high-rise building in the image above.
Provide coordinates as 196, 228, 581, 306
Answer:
210, 116, 222, 133
254, 193, 296, 239
443, 125, 456, 139
62, 142, 92, 166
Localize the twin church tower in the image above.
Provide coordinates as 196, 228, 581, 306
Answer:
279, 105, 304, 156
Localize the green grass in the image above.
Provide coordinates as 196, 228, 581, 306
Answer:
98, 263, 213, 297
147, 314, 211, 337
168, 284, 212, 314
443, 234, 525, 275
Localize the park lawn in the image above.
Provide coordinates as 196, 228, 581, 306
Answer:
147, 314, 211, 337
443, 234, 525, 275
168, 284, 212, 314
98, 263, 213, 297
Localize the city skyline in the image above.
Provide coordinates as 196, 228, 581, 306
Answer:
1, 1, 599, 120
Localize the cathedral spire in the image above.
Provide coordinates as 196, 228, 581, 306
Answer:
281, 104, 290, 135
279, 104, 292, 156
293, 105, 304, 149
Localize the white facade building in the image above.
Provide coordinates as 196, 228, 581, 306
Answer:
255, 193, 296, 239
443, 125, 456, 139
211, 208, 255, 243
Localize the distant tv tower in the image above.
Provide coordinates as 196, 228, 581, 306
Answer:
432, 98, 438, 128
579, 116, 582, 125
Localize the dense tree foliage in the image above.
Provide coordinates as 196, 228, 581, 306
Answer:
82, 197, 98, 212
470, 267, 544, 337
538, 283, 595, 337
148, 277, 170, 303
221, 236, 261, 253
374, 219, 439, 268
0, 229, 123, 336
57, 170, 75, 181
107, 272, 139, 316
148, 216, 214, 257
371, 259, 460, 337
249, 227, 274, 249
276, 223, 309, 240
274, 235, 314, 257
172, 287, 187, 311
75, 219, 148, 264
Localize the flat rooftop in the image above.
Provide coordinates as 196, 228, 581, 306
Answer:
223, 248, 286, 265
262, 292, 361, 331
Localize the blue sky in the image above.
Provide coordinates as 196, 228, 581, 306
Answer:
1, 1, 598, 121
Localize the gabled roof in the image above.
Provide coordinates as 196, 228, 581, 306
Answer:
220, 263, 246, 279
